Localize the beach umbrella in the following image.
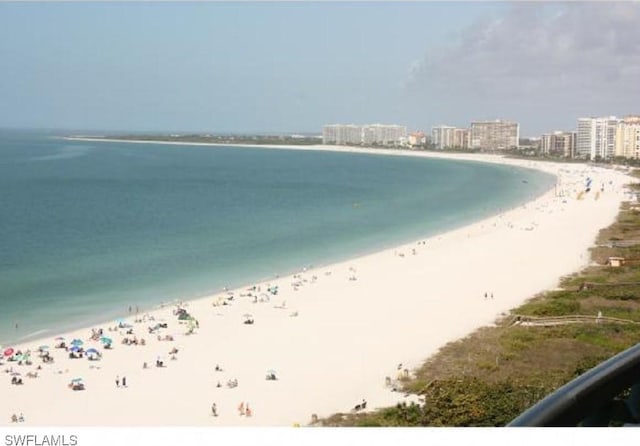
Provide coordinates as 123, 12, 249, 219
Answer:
71, 339, 83, 346
100, 337, 112, 345
242, 313, 253, 319
86, 348, 99, 355
71, 378, 83, 383
38, 345, 49, 351
70, 346, 82, 352
3, 348, 14, 357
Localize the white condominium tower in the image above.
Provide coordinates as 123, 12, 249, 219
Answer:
322, 124, 363, 145
322, 124, 407, 146
470, 120, 519, 151
431, 125, 470, 149
362, 124, 407, 146
576, 116, 620, 160
431, 125, 456, 149
615, 116, 640, 159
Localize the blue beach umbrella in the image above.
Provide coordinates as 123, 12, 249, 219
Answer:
71, 378, 83, 383
70, 346, 82, 352
86, 348, 99, 355
100, 337, 112, 345
71, 339, 83, 346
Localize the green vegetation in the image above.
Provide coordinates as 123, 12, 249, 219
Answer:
87, 133, 323, 146
318, 179, 640, 427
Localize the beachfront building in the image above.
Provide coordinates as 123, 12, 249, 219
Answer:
362, 124, 407, 146
540, 131, 576, 158
452, 128, 470, 149
615, 116, 640, 159
576, 116, 620, 160
322, 124, 363, 145
469, 120, 519, 151
322, 124, 407, 146
431, 126, 470, 150
408, 131, 427, 147
432, 125, 455, 150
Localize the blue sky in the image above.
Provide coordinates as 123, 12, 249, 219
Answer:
1, 2, 638, 136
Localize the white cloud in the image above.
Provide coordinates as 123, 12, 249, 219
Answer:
406, 2, 640, 132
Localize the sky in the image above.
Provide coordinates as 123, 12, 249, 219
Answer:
0, 1, 639, 137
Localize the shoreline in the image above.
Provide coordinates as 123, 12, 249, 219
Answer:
1, 145, 551, 348
1, 140, 636, 426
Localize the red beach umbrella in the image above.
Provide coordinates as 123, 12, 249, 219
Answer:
3, 347, 14, 357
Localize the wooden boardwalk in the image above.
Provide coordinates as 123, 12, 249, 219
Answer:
509, 314, 640, 327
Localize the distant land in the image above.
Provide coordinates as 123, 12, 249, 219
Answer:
73, 133, 323, 146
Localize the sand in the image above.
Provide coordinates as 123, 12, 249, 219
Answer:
1, 143, 636, 426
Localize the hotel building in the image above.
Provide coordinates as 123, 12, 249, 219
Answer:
540, 131, 576, 158
322, 124, 407, 146
615, 116, 640, 159
408, 131, 427, 147
469, 120, 519, 151
576, 116, 620, 160
431, 126, 470, 150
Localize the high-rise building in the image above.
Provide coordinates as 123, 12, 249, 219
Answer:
431, 125, 456, 149
322, 124, 407, 146
576, 116, 620, 160
615, 116, 640, 159
362, 124, 407, 146
452, 128, 470, 149
322, 124, 362, 145
431, 126, 469, 149
540, 131, 576, 158
469, 120, 519, 151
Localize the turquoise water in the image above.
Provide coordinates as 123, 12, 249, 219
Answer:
0, 130, 554, 345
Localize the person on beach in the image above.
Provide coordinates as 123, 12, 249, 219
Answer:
245, 404, 252, 417
238, 402, 245, 416
211, 403, 218, 417
122, 376, 127, 387
116, 376, 120, 388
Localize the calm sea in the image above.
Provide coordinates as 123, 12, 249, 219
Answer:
0, 130, 554, 345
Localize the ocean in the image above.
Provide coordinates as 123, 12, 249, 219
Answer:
0, 130, 554, 345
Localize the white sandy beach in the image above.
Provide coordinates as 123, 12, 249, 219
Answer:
1, 143, 637, 426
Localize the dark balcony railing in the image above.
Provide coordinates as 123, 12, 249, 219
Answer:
508, 342, 640, 426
